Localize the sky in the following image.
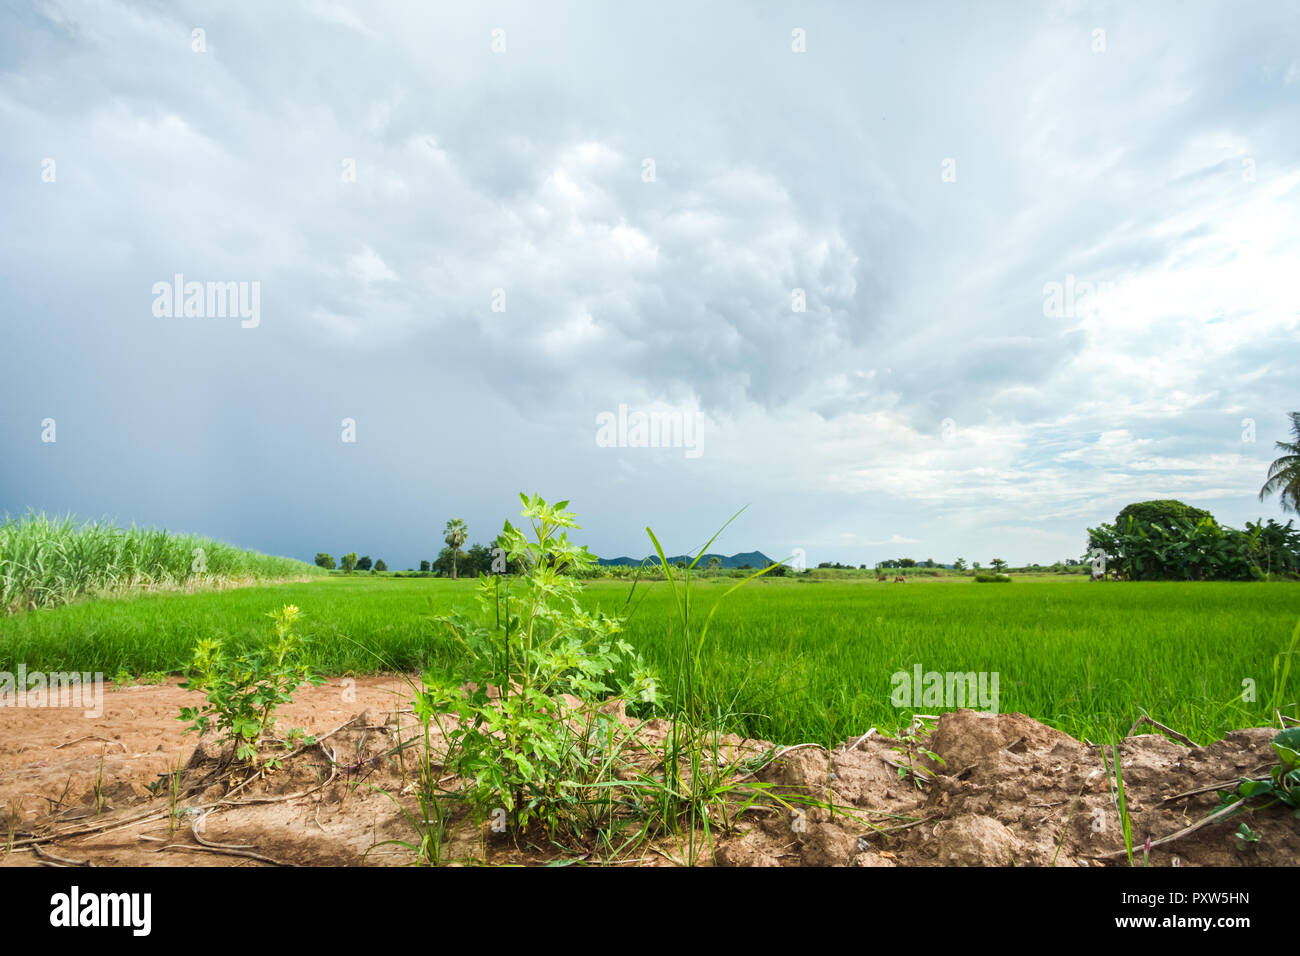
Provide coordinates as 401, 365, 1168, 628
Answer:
1, 0, 1298, 570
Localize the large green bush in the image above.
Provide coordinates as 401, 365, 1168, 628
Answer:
1115, 499, 1214, 531
1087, 501, 1300, 581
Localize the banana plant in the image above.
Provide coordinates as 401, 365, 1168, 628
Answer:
1086, 511, 1299, 581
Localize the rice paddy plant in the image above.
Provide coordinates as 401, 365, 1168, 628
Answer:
3, 557, 1297, 748
1271, 617, 1300, 719
1, 512, 323, 613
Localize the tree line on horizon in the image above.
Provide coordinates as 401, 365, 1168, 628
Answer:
313, 552, 387, 573
314, 518, 524, 578
309, 413, 1300, 581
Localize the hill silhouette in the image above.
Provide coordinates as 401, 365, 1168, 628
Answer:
597, 550, 773, 569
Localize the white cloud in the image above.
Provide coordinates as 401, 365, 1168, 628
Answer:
347, 246, 399, 283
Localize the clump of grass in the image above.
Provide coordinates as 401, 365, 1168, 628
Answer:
145, 755, 186, 834
1102, 736, 1137, 866
644, 510, 805, 864
94, 752, 106, 816
973, 573, 1012, 583
1, 512, 324, 613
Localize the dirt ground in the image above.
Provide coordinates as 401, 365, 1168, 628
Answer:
1, 676, 1295, 867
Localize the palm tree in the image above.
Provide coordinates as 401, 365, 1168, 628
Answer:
1259, 412, 1300, 514
443, 518, 468, 579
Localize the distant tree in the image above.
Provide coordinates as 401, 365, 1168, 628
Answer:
356, 555, 373, 571
463, 543, 493, 577
314, 552, 335, 570
419, 559, 431, 572
972, 561, 981, 570
443, 519, 468, 579
953, 557, 967, 571
898, 557, 917, 568
340, 551, 358, 573
990, 558, 1008, 573
433, 545, 469, 577
739, 563, 753, 570
1260, 412, 1300, 514
374, 559, 387, 572
707, 556, 722, 572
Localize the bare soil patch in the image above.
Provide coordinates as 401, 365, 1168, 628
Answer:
1, 678, 1294, 866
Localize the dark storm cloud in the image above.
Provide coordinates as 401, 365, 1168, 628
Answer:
1, 0, 1297, 567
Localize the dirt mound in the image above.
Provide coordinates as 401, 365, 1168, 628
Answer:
1, 681, 1294, 866
724, 710, 1297, 867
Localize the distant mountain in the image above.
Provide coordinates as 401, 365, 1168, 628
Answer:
598, 550, 773, 569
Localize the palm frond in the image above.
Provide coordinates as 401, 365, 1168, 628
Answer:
1259, 413, 1300, 513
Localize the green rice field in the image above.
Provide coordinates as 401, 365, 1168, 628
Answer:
2, 573, 1296, 746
